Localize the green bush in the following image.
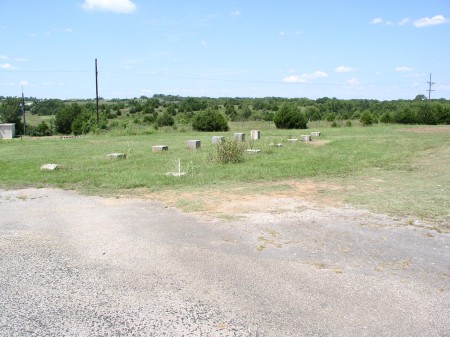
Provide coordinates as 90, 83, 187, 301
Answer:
359, 111, 374, 126
192, 108, 229, 132
156, 112, 175, 127
273, 103, 307, 129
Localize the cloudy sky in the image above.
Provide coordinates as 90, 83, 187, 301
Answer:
1, 0, 449, 100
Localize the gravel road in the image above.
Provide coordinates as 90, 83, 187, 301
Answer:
0, 188, 449, 336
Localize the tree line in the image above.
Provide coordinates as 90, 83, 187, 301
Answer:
1, 94, 449, 136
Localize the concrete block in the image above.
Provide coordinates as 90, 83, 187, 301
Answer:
212, 136, 225, 144
41, 164, 60, 171
287, 138, 298, 143
311, 131, 321, 137
301, 135, 312, 142
106, 153, 127, 159
245, 149, 261, 154
152, 145, 168, 152
186, 140, 201, 149
234, 133, 245, 142
250, 130, 261, 140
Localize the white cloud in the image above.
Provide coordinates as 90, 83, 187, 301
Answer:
82, 0, 137, 14
279, 31, 286, 36
282, 75, 306, 83
346, 77, 361, 86
395, 66, 413, 72
303, 70, 328, 80
20, 80, 29, 86
335, 66, 356, 73
370, 17, 384, 25
64, 28, 73, 33
414, 15, 449, 27
230, 10, 241, 17
399, 17, 410, 25
200, 40, 207, 46
0, 63, 16, 70
0, 54, 8, 60
282, 70, 328, 83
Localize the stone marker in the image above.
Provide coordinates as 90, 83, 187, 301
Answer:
245, 149, 261, 154
186, 140, 201, 149
106, 153, 127, 159
212, 136, 225, 144
311, 131, 321, 137
269, 143, 283, 147
234, 133, 245, 142
152, 145, 168, 152
250, 130, 261, 140
287, 138, 298, 143
41, 164, 60, 171
301, 135, 312, 142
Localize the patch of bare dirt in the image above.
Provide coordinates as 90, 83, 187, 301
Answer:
141, 180, 353, 217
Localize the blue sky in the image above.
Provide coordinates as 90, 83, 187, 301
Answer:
1, 0, 449, 100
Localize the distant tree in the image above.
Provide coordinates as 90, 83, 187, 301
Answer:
379, 112, 394, 124
54, 103, 84, 134
395, 106, 417, 124
359, 111, 374, 126
224, 104, 237, 119
273, 103, 307, 129
242, 106, 252, 119
414, 94, 427, 101
31, 99, 64, 116
166, 104, 177, 116
0, 97, 24, 135
156, 112, 175, 127
192, 108, 229, 132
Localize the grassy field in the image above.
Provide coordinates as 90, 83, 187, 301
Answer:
1, 122, 449, 225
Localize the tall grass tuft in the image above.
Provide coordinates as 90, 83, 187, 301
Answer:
213, 139, 245, 164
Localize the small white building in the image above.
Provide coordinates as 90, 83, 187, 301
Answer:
0, 123, 15, 139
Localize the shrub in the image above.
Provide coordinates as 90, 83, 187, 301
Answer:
331, 121, 338, 127
214, 139, 244, 164
273, 103, 307, 129
380, 112, 394, 124
192, 108, 229, 132
360, 111, 374, 126
346, 120, 352, 127
156, 112, 175, 127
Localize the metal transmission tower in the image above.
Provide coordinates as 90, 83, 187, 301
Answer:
427, 73, 435, 100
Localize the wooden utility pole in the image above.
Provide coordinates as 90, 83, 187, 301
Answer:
21, 85, 26, 135
95, 58, 99, 124
427, 73, 435, 100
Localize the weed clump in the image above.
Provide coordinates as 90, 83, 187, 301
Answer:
213, 139, 245, 164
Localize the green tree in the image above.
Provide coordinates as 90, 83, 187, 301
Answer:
31, 99, 64, 116
192, 108, 229, 132
273, 103, 307, 129
156, 112, 175, 127
0, 97, 24, 135
54, 103, 84, 134
359, 111, 374, 126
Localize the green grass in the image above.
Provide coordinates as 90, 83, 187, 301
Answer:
1, 122, 449, 223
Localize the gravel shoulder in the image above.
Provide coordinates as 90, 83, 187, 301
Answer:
0, 188, 449, 336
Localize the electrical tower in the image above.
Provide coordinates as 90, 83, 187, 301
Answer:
427, 73, 435, 100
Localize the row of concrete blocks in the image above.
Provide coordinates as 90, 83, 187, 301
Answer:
149, 130, 320, 153
151, 130, 262, 152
